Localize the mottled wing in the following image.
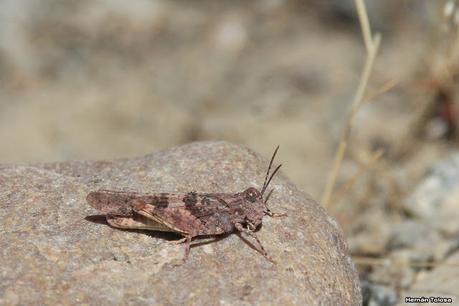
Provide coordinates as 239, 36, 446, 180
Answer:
86, 189, 159, 216
134, 193, 236, 236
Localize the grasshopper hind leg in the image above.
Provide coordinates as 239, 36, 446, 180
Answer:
106, 215, 146, 229
106, 215, 175, 231
169, 237, 187, 245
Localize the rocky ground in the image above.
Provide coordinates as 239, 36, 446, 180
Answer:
1, 1, 459, 305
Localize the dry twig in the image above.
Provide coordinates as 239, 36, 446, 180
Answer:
353, 255, 459, 269
332, 149, 383, 205
363, 78, 399, 105
321, 0, 382, 208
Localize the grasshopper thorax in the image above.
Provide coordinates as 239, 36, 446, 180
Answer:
240, 187, 265, 228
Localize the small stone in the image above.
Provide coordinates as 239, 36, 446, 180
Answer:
361, 280, 398, 306
387, 221, 433, 250
404, 153, 459, 235
369, 250, 415, 290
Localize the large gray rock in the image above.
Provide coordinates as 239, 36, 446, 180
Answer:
0, 141, 360, 305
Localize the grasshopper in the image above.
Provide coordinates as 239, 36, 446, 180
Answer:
86, 146, 284, 263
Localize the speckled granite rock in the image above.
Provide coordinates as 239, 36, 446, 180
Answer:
0, 141, 360, 305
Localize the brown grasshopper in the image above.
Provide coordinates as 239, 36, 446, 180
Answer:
86, 146, 284, 263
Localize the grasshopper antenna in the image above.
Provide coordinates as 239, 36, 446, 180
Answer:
261, 146, 281, 196
261, 164, 282, 197
264, 188, 274, 204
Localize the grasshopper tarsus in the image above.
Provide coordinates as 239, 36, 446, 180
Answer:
182, 235, 193, 263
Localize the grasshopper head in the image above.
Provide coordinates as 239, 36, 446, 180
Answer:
242, 187, 265, 227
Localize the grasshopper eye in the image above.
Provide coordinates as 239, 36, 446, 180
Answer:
245, 188, 260, 203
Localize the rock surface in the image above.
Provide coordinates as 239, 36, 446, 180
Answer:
0, 141, 360, 305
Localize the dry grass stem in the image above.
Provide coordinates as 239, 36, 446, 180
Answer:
353, 256, 459, 269
332, 149, 383, 205
321, 0, 382, 208
355, 0, 373, 53
363, 78, 399, 104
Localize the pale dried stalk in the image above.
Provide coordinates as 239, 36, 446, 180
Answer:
355, 0, 373, 53
321, 0, 381, 208
363, 78, 399, 105
353, 256, 459, 268
332, 149, 383, 205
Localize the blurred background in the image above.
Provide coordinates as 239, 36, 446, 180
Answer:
0, 0, 436, 197
1, 0, 459, 303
